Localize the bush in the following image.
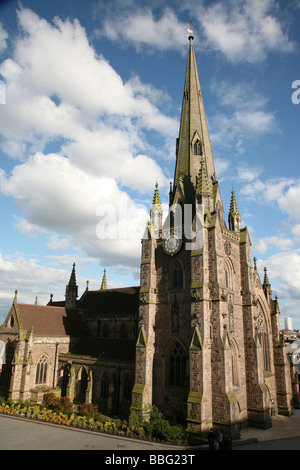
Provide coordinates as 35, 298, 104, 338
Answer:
42, 392, 58, 409
57, 396, 73, 414
77, 403, 101, 420
128, 403, 185, 443
42, 393, 73, 415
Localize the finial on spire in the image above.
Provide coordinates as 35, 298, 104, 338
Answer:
187, 19, 194, 40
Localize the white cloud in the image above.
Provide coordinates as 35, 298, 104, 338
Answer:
46, 235, 71, 251
14, 216, 47, 238
0, 251, 104, 323
0, 6, 177, 274
0, 6, 175, 191
254, 235, 295, 254
240, 175, 296, 205
210, 81, 276, 152
0, 22, 8, 53
99, 7, 188, 53
0, 152, 150, 267
96, 0, 295, 63
278, 182, 300, 224
198, 0, 295, 63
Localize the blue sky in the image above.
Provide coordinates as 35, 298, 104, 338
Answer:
0, 0, 300, 329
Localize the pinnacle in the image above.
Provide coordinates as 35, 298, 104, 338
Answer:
152, 182, 162, 206
101, 269, 107, 290
263, 267, 270, 287
196, 162, 212, 196
229, 189, 240, 217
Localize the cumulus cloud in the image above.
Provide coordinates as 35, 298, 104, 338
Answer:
96, 0, 295, 63
0, 22, 8, 53
198, 0, 295, 63
210, 81, 277, 153
0, 251, 103, 323
98, 6, 188, 53
0, 6, 178, 281
254, 235, 295, 254
0, 6, 175, 184
0, 152, 150, 266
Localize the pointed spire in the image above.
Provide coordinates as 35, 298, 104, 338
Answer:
174, 34, 215, 202
65, 263, 78, 308
150, 182, 163, 238
263, 267, 270, 287
152, 182, 162, 211
228, 189, 241, 231
101, 269, 107, 290
263, 267, 272, 303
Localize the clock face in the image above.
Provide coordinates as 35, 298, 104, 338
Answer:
163, 235, 182, 255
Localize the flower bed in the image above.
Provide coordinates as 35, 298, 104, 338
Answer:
0, 395, 187, 445
0, 402, 137, 437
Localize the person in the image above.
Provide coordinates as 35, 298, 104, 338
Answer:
208, 428, 215, 450
217, 430, 223, 450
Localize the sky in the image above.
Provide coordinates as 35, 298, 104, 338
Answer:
0, 0, 300, 329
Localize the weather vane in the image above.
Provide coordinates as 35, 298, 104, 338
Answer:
187, 19, 194, 37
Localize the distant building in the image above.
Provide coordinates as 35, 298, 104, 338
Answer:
284, 317, 293, 331
0, 34, 299, 436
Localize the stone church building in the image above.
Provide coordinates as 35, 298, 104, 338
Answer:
0, 35, 299, 435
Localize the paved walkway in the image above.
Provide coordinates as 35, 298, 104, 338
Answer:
236, 408, 300, 445
0, 409, 299, 450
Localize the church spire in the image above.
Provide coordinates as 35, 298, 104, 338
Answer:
152, 181, 162, 209
101, 269, 107, 290
65, 263, 78, 309
228, 189, 241, 231
263, 267, 272, 304
150, 182, 163, 238
174, 34, 215, 203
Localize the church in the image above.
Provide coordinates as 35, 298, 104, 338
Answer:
0, 34, 299, 437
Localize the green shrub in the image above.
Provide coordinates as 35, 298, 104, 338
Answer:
57, 396, 73, 414
77, 403, 101, 419
128, 403, 185, 443
42, 392, 58, 409
42, 393, 72, 415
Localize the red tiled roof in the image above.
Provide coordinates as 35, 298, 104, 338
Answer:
16, 303, 85, 337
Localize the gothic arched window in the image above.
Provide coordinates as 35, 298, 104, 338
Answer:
35, 354, 48, 385
230, 339, 239, 387
100, 371, 109, 399
80, 367, 88, 396
119, 324, 128, 339
169, 341, 187, 386
172, 263, 183, 289
123, 374, 133, 401
194, 140, 202, 156
260, 332, 271, 372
